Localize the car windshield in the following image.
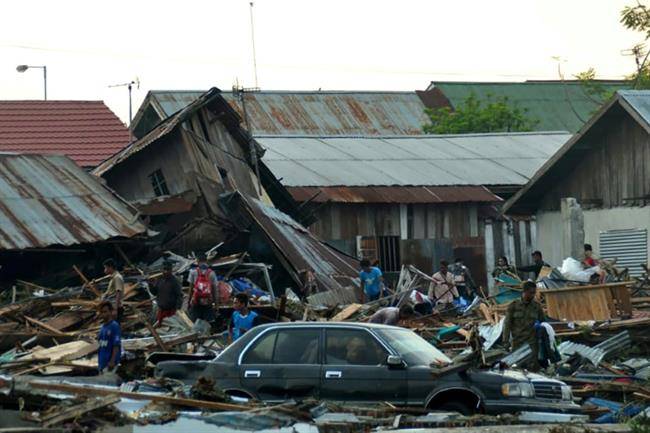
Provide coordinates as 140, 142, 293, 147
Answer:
375, 328, 451, 366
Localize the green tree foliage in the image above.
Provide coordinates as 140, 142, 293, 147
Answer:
423, 93, 539, 134
574, 68, 619, 107
621, 3, 650, 39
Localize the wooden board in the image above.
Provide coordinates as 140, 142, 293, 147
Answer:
330, 304, 362, 321
19, 340, 98, 362
30, 381, 250, 412
543, 283, 633, 321
545, 286, 612, 321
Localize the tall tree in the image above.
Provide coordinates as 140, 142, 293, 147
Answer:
423, 93, 538, 134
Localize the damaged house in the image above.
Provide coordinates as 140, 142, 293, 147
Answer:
128, 89, 571, 289
0, 153, 147, 287
93, 88, 358, 295
504, 90, 650, 273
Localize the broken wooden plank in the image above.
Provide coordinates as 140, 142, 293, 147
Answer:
136, 312, 169, 352
24, 317, 71, 337
29, 381, 250, 412
73, 265, 102, 298
19, 340, 98, 363
478, 303, 496, 324
41, 395, 120, 427
330, 303, 362, 321
176, 310, 194, 328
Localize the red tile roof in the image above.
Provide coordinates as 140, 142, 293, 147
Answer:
0, 101, 131, 167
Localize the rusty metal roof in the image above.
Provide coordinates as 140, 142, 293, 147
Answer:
224, 192, 359, 292
0, 153, 147, 250
286, 186, 501, 203
132, 90, 430, 138
259, 132, 570, 187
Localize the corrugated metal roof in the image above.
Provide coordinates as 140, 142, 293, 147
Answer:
258, 132, 570, 187
430, 81, 629, 132
225, 193, 359, 292
134, 90, 430, 137
619, 90, 650, 126
286, 186, 501, 203
0, 153, 147, 250
0, 100, 131, 167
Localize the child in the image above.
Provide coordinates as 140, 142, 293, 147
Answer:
229, 293, 260, 341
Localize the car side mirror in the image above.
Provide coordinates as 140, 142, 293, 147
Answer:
386, 355, 404, 367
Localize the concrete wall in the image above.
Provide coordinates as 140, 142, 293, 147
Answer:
535, 206, 650, 267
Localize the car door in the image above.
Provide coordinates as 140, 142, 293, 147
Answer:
240, 327, 322, 402
319, 328, 407, 404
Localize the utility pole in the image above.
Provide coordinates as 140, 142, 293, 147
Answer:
249, 2, 259, 88
108, 78, 140, 126
233, 84, 261, 195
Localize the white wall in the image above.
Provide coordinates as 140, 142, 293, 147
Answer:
535, 211, 563, 266
535, 207, 650, 267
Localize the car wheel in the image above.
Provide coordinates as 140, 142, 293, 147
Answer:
437, 401, 473, 415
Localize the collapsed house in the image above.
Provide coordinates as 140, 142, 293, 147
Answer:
93, 88, 358, 295
0, 153, 147, 287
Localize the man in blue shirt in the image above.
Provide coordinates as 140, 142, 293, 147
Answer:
98, 301, 121, 373
229, 293, 260, 342
359, 259, 384, 303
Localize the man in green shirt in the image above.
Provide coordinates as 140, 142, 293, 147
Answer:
503, 281, 545, 369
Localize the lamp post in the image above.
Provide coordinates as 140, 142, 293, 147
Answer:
16, 65, 47, 100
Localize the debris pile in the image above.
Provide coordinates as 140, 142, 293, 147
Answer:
0, 250, 649, 432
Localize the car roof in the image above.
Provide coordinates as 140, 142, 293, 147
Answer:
254, 321, 405, 331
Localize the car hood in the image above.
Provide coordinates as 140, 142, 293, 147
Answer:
468, 368, 566, 385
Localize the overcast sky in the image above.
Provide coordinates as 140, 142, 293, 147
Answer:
1, 0, 644, 123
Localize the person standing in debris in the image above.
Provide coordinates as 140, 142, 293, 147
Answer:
103, 259, 124, 321
449, 258, 475, 299
492, 256, 517, 279
97, 301, 121, 374
502, 281, 545, 370
187, 255, 219, 323
229, 293, 260, 341
359, 259, 385, 303
152, 261, 183, 327
369, 304, 415, 326
429, 260, 459, 305
516, 251, 549, 280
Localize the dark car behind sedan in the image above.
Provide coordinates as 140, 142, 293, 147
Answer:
156, 322, 579, 415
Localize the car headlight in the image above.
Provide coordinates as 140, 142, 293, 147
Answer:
501, 382, 535, 398
561, 385, 573, 400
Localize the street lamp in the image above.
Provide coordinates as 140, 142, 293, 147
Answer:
16, 65, 47, 100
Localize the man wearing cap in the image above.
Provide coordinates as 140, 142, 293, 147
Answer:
152, 261, 183, 327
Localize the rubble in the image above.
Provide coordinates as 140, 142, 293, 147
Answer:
0, 242, 648, 433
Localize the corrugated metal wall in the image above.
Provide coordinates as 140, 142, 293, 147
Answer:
600, 228, 648, 277
308, 202, 488, 286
